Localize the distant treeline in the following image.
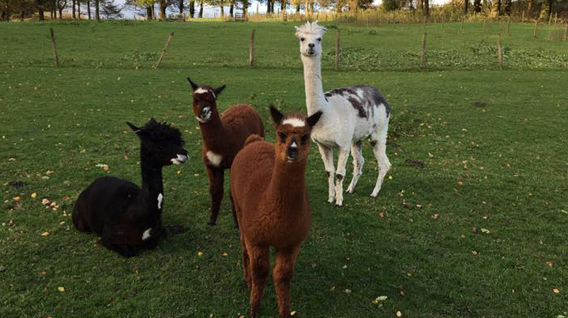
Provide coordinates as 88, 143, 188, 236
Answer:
1, 0, 567, 22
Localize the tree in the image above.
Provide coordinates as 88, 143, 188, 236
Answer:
189, 0, 194, 17
423, 0, 429, 17
473, 0, 481, 13
464, 0, 468, 13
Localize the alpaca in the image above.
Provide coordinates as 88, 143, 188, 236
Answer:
72, 118, 188, 257
187, 77, 265, 226
230, 105, 322, 318
295, 21, 392, 206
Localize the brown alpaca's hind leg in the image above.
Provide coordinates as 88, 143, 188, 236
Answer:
273, 246, 301, 318
206, 166, 224, 225
241, 235, 251, 290
229, 191, 239, 229
248, 245, 270, 318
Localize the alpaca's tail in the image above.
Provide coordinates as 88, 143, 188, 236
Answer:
244, 134, 264, 146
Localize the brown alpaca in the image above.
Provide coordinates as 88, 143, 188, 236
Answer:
230, 105, 322, 318
187, 77, 265, 225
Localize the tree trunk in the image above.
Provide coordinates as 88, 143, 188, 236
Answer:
21, 10, 25, 21
95, 0, 100, 21
39, 8, 45, 21
547, 0, 553, 21
77, 1, 80, 19
146, 5, 152, 19
190, 1, 195, 17
198, 0, 203, 17
151, 2, 156, 19
229, 3, 233, 17
473, 0, 481, 13
160, 0, 167, 20
464, 0, 468, 13
178, 0, 184, 16
305, 0, 309, 16
280, 0, 285, 12
72, 0, 76, 19
296, 4, 299, 13
220, 4, 224, 17
424, 0, 429, 17
59, 7, 64, 18
242, 0, 247, 18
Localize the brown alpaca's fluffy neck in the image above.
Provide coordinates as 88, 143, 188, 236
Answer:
198, 109, 228, 152
266, 159, 308, 212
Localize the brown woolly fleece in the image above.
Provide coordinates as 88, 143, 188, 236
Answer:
230, 106, 322, 318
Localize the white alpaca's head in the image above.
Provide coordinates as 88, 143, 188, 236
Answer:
295, 21, 327, 58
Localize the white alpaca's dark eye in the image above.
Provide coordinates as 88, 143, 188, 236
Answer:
300, 37, 305, 42
317, 38, 321, 42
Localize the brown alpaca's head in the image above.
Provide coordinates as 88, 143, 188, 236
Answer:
270, 105, 322, 165
187, 77, 226, 124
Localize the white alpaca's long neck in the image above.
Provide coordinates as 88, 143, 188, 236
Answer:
301, 54, 328, 116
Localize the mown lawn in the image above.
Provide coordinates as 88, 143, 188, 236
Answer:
1, 21, 567, 317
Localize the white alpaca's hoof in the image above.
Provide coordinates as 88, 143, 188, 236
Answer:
328, 197, 335, 204
346, 186, 354, 194
370, 189, 380, 197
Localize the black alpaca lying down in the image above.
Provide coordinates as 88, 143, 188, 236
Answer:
72, 118, 188, 257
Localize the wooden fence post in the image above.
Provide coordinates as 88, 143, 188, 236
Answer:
533, 20, 538, 37
461, 19, 464, 33
49, 27, 60, 68
506, 17, 511, 35
497, 34, 503, 69
482, 18, 487, 34
521, 11, 525, 23
564, 22, 568, 41
420, 32, 427, 68
335, 28, 340, 71
249, 29, 255, 67
154, 32, 174, 69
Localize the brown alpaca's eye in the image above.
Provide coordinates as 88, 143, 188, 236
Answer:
279, 132, 287, 142
301, 134, 308, 144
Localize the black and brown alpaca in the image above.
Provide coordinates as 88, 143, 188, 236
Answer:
187, 77, 265, 225
72, 118, 188, 257
230, 106, 322, 318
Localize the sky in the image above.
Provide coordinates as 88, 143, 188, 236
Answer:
113, 0, 448, 19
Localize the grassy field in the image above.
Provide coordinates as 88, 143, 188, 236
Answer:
1, 21, 567, 317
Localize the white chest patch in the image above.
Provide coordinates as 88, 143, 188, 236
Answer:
157, 193, 163, 209
142, 228, 152, 241
206, 151, 223, 167
282, 118, 305, 127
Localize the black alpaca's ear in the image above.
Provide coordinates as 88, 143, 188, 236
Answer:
187, 77, 199, 91
306, 111, 323, 128
213, 85, 226, 99
269, 104, 284, 126
127, 122, 141, 132
127, 122, 149, 137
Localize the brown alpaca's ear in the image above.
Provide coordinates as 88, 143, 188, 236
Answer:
213, 85, 226, 99
269, 105, 284, 126
187, 77, 199, 91
306, 111, 323, 128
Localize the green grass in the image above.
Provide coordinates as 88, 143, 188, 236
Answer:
1, 21, 567, 317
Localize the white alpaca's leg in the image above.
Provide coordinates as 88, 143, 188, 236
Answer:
334, 147, 350, 206
317, 144, 336, 203
346, 140, 364, 194
370, 114, 391, 197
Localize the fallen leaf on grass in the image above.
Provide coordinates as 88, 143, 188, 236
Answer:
472, 250, 478, 255
58, 287, 65, 292
290, 311, 297, 316
31, 193, 37, 199
13, 196, 21, 202
41, 232, 49, 237
396, 310, 402, 317
372, 296, 388, 304
432, 214, 439, 220
344, 289, 352, 294
480, 228, 490, 234
197, 251, 203, 256
553, 288, 560, 294
42, 199, 50, 205
546, 261, 553, 267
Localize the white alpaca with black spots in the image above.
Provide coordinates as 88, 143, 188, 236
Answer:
295, 21, 392, 206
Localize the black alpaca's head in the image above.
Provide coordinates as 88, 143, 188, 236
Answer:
187, 77, 226, 124
127, 118, 188, 167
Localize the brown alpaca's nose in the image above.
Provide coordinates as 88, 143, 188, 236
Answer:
286, 139, 299, 162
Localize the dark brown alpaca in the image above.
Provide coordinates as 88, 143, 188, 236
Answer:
230, 105, 322, 318
187, 77, 265, 225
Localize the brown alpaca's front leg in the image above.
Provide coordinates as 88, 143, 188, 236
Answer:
206, 166, 224, 225
273, 246, 301, 318
229, 191, 239, 229
249, 246, 270, 318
